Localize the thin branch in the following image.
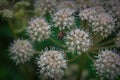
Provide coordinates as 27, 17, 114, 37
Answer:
68, 55, 80, 63
49, 38, 65, 49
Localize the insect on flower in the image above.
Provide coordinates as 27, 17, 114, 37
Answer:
58, 31, 65, 40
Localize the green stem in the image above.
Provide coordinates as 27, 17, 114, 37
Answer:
98, 38, 115, 46
76, 53, 87, 80
49, 38, 65, 49
8, 20, 17, 39
68, 55, 80, 63
85, 52, 94, 62
92, 33, 103, 45
103, 44, 117, 48
20, 63, 34, 80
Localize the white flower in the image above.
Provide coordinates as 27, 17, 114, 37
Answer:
79, 7, 115, 37
34, 0, 56, 14
116, 32, 120, 47
53, 8, 75, 30
2, 9, 14, 18
65, 29, 92, 54
27, 17, 51, 42
77, 0, 100, 11
92, 13, 115, 37
9, 39, 34, 64
37, 48, 67, 80
56, 0, 77, 10
79, 6, 105, 22
93, 49, 120, 80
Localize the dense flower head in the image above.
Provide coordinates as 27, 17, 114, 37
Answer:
37, 48, 67, 80
100, 0, 120, 17
2, 9, 14, 18
53, 8, 75, 30
56, 0, 78, 10
92, 0, 120, 27
34, 0, 56, 14
27, 17, 51, 42
79, 6, 105, 22
76, 0, 91, 10
91, 13, 115, 37
116, 32, 120, 47
93, 49, 120, 80
9, 39, 34, 64
65, 29, 92, 54
79, 7, 115, 37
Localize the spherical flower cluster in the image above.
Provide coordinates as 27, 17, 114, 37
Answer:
14, 1, 30, 8
2, 9, 14, 18
65, 29, 92, 54
9, 39, 34, 64
56, 0, 77, 10
27, 17, 51, 42
76, 0, 91, 10
100, 0, 120, 17
79, 7, 115, 37
53, 8, 75, 30
79, 6, 105, 22
37, 48, 67, 80
91, 13, 115, 37
99, 0, 120, 28
115, 32, 120, 47
34, 0, 56, 14
93, 49, 120, 80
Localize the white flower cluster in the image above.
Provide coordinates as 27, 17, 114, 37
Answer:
116, 32, 120, 47
53, 8, 75, 30
79, 7, 115, 37
37, 49, 67, 80
94, 49, 120, 80
57, 0, 77, 10
34, 0, 56, 14
79, 6, 105, 22
77, 0, 97, 11
27, 17, 51, 42
65, 29, 91, 54
9, 39, 34, 64
91, 13, 115, 37
100, 0, 120, 27
2, 9, 14, 18
100, 0, 120, 17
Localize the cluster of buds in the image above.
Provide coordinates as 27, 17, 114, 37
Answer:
93, 49, 120, 80
9, 39, 34, 64
79, 6, 115, 37
34, 0, 56, 15
53, 8, 75, 30
56, 0, 78, 10
37, 48, 67, 80
65, 29, 92, 54
27, 17, 51, 42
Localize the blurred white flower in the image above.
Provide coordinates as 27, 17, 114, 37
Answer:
53, 8, 75, 30
37, 48, 67, 80
27, 17, 51, 42
79, 7, 115, 37
77, 0, 98, 11
34, 0, 56, 14
65, 29, 92, 54
116, 32, 120, 47
56, 0, 78, 10
9, 39, 34, 64
2, 9, 14, 18
79, 6, 105, 22
92, 13, 115, 37
93, 49, 120, 80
